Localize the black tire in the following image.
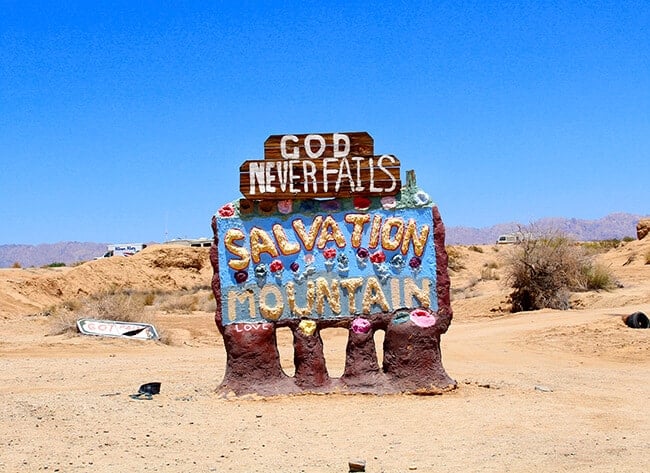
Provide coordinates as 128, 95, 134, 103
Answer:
625, 311, 650, 329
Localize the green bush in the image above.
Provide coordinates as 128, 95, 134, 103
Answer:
580, 263, 616, 291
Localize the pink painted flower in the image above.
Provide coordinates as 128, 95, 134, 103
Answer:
369, 250, 386, 264
323, 248, 337, 260
269, 260, 284, 273
381, 196, 397, 210
351, 317, 371, 334
218, 203, 236, 218
277, 199, 293, 214
409, 308, 437, 328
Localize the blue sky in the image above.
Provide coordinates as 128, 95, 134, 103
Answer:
1, 1, 648, 245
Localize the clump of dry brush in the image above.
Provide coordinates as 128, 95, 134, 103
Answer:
504, 232, 616, 312
47, 286, 215, 337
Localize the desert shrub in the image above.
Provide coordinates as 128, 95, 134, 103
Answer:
581, 239, 620, 253
199, 290, 216, 312
451, 276, 479, 300
11, 261, 21, 268
49, 291, 156, 336
622, 236, 635, 243
158, 293, 199, 312
79, 291, 145, 321
580, 263, 616, 290
480, 262, 500, 281
43, 262, 66, 268
143, 292, 156, 306
468, 245, 484, 253
504, 233, 616, 312
445, 246, 466, 272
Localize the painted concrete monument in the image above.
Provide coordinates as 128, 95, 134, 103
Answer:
210, 132, 456, 395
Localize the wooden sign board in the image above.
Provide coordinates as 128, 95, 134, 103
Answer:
264, 132, 373, 160
240, 155, 401, 200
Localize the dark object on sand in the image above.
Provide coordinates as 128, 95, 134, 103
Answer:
348, 459, 366, 472
623, 311, 649, 329
129, 382, 161, 400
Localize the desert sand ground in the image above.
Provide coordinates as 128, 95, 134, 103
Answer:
0, 241, 648, 472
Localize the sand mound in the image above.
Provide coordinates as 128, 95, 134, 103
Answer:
0, 245, 212, 317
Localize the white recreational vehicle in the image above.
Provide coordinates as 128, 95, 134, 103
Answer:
98, 243, 147, 258
163, 238, 212, 248
496, 232, 534, 244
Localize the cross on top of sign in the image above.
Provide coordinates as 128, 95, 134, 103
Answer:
240, 131, 401, 200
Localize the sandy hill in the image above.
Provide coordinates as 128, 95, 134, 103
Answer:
0, 245, 213, 317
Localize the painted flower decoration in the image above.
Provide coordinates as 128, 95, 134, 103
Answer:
304, 253, 315, 265
269, 259, 284, 273
259, 200, 276, 215
298, 319, 317, 336
392, 310, 410, 325
351, 317, 371, 334
238, 199, 254, 215
323, 248, 337, 260
218, 203, 236, 218
410, 308, 437, 328
374, 263, 391, 283
277, 199, 293, 214
290, 261, 300, 272
299, 200, 317, 213
353, 196, 371, 211
414, 190, 431, 206
356, 247, 369, 259
369, 250, 386, 264
254, 264, 268, 278
336, 253, 349, 273
409, 256, 422, 269
234, 270, 248, 284
390, 254, 405, 270
320, 199, 341, 212
381, 196, 397, 210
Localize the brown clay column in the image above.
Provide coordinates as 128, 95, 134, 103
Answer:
211, 217, 296, 396
292, 320, 331, 390
341, 318, 384, 391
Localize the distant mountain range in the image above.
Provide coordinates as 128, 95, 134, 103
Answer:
445, 212, 645, 245
0, 242, 107, 268
0, 213, 646, 267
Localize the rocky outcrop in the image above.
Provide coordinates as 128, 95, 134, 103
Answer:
637, 218, 650, 240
